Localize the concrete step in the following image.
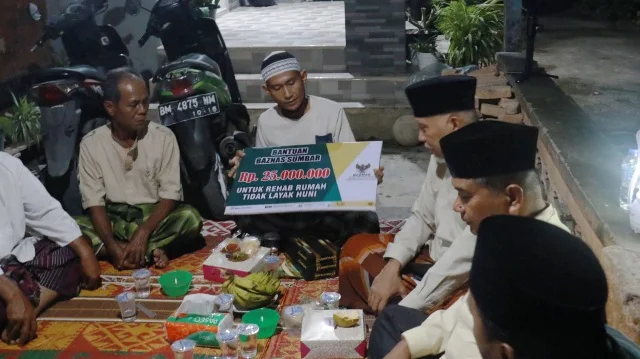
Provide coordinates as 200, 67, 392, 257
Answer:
157, 46, 346, 74
148, 102, 411, 142
236, 73, 410, 106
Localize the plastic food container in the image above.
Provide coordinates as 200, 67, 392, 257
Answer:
242, 308, 280, 339
159, 270, 193, 297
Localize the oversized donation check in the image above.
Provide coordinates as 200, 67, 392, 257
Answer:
224, 141, 383, 215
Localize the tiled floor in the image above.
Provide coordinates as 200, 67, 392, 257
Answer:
216, 2, 346, 47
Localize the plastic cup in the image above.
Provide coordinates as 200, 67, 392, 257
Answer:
320, 292, 341, 310
282, 305, 304, 329
216, 328, 239, 358
238, 323, 260, 359
115, 291, 137, 322
262, 255, 281, 272
215, 293, 234, 315
132, 268, 151, 298
171, 339, 196, 359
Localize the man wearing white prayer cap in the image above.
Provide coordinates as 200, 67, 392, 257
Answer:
228, 51, 383, 183
227, 51, 383, 246
254, 51, 356, 147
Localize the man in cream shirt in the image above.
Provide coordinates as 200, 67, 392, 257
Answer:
339, 75, 478, 313
370, 121, 569, 359
75, 68, 203, 270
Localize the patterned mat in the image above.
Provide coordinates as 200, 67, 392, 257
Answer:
0, 219, 404, 358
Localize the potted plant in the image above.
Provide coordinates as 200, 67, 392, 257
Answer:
0, 92, 41, 151
406, 5, 442, 68
409, 35, 438, 69
435, 0, 504, 67
195, 0, 221, 19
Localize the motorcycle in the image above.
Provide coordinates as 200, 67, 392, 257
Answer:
140, 0, 251, 220
28, 0, 139, 216
138, 0, 242, 104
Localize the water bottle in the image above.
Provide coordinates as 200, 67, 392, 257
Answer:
621, 149, 639, 210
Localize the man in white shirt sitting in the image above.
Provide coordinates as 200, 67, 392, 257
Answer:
229, 51, 381, 244
0, 152, 101, 346
253, 51, 356, 147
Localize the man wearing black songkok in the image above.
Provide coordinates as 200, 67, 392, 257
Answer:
369, 121, 569, 359
340, 75, 480, 314
469, 216, 640, 359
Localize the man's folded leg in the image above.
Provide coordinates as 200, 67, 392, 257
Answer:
368, 305, 430, 359
339, 233, 394, 311
147, 203, 205, 259
234, 210, 380, 245
339, 233, 433, 312
75, 203, 203, 259
0, 239, 83, 331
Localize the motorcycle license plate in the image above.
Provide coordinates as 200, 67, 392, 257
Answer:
158, 92, 220, 127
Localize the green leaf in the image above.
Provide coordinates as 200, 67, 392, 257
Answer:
436, 0, 503, 67
1, 91, 41, 146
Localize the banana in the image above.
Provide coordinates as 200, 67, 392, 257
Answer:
221, 271, 281, 310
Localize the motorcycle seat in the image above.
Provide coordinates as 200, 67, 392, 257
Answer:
155, 54, 222, 80
68, 65, 106, 81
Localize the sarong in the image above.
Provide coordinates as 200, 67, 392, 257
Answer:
74, 203, 203, 259
339, 233, 467, 314
0, 239, 82, 328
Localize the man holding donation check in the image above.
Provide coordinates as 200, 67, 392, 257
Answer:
227, 50, 383, 245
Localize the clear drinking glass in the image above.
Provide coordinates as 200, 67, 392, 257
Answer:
115, 291, 137, 322
216, 328, 239, 359
171, 339, 196, 359
238, 323, 260, 358
132, 268, 151, 298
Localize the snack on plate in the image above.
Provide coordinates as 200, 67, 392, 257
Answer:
221, 243, 240, 254
229, 251, 249, 262
333, 311, 360, 328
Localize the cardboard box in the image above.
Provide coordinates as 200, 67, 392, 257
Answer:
300, 310, 367, 359
165, 312, 234, 347
202, 238, 270, 282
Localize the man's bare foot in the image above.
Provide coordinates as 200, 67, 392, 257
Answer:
153, 249, 169, 269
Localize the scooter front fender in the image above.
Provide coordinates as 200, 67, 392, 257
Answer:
40, 101, 82, 177
171, 117, 215, 172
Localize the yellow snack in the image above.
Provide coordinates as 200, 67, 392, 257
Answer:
333, 310, 360, 328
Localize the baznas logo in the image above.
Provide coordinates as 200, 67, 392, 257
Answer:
356, 163, 371, 174
350, 163, 372, 180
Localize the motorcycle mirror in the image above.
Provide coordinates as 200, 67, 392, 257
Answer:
28, 3, 42, 21
124, 0, 142, 15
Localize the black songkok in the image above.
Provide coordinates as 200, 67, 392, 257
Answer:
471, 216, 608, 339
440, 120, 539, 178
404, 75, 476, 118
